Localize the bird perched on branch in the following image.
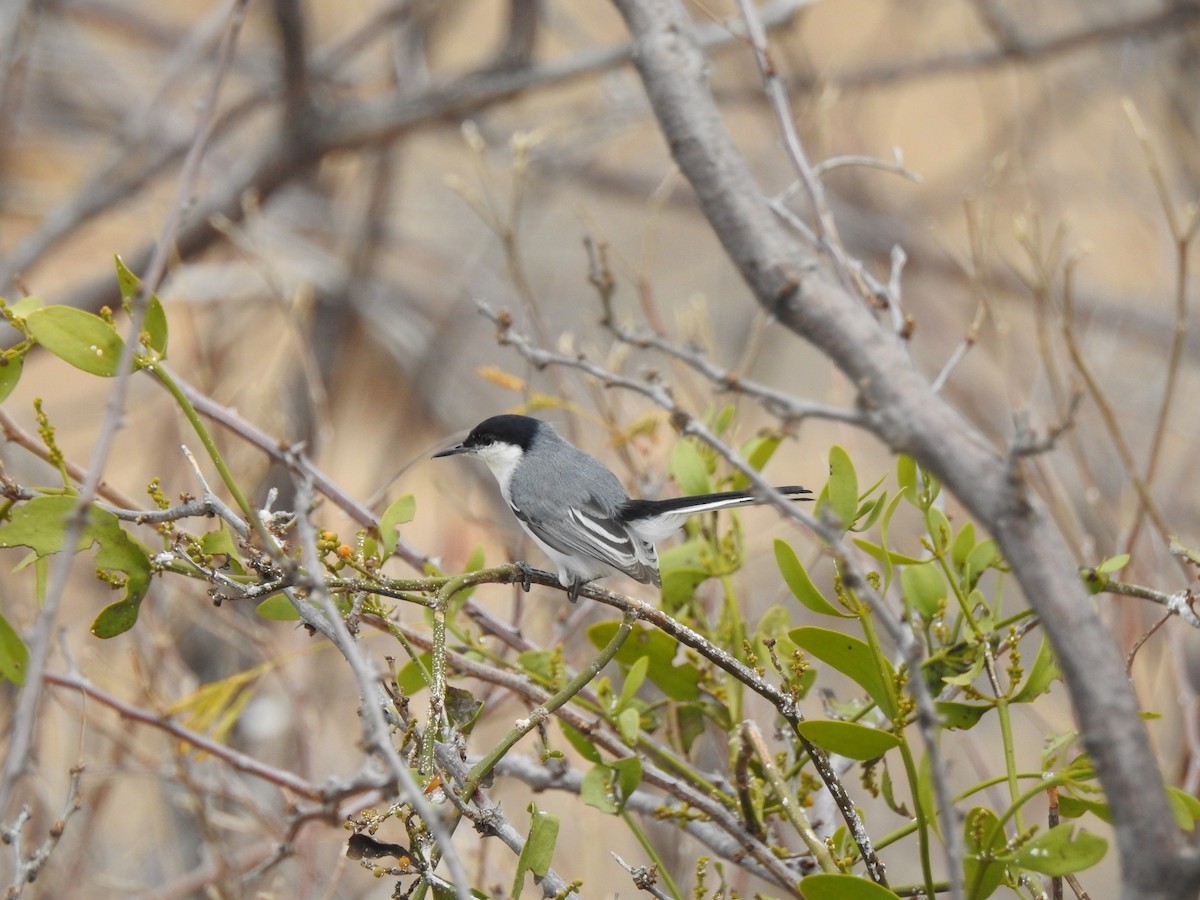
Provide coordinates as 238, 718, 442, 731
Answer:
434, 414, 810, 599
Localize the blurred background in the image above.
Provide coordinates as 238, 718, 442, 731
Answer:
1, 0, 1198, 895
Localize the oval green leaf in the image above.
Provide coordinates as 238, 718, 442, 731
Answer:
774, 540, 849, 617
964, 806, 1007, 900
826, 445, 858, 528
90, 598, 142, 638
0, 352, 23, 404
790, 625, 897, 717
1012, 636, 1061, 703
937, 700, 990, 730
559, 721, 603, 764
589, 621, 701, 701
255, 594, 301, 621
379, 493, 416, 557
669, 439, 711, 496
1007, 823, 1107, 876
795, 719, 901, 760
512, 804, 559, 895
26, 306, 126, 377
0, 609, 29, 685
799, 873, 900, 900
143, 295, 168, 357
900, 561, 946, 622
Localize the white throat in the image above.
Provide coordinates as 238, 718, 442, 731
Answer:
473, 442, 524, 503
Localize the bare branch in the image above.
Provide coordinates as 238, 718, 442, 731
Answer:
610, 1, 1196, 895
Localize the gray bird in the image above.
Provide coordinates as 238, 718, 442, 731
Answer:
434, 414, 810, 599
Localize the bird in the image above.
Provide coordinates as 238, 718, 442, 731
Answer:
433, 414, 810, 600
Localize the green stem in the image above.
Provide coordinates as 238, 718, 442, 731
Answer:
148, 364, 270, 546
621, 809, 684, 899
460, 610, 636, 801
995, 695, 1022, 832
898, 740, 938, 900
741, 721, 839, 873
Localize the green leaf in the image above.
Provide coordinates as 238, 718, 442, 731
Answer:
799, 873, 901, 899
143, 295, 169, 357
896, 454, 917, 501
581, 763, 616, 813
1011, 636, 1061, 703
581, 758, 642, 815
588, 621, 701, 701
616, 706, 640, 745
0, 495, 84, 556
917, 752, 938, 838
618, 655, 649, 710
852, 537, 929, 566
559, 721, 603, 764
1006, 823, 1106, 876
8, 296, 44, 319
512, 804, 559, 896
445, 685, 484, 734
0, 496, 151, 637
658, 537, 715, 608
925, 506, 951, 554
774, 540, 849, 617
852, 491, 888, 532
1168, 787, 1200, 830
395, 652, 434, 695
90, 598, 142, 639
963, 806, 1007, 900
826, 445, 858, 528
730, 433, 783, 489
795, 720, 901, 760
669, 439, 711, 496
26, 306, 126, 377
379, 494, 416, 557
963, 539, 1000, 588
900, 561, 946, 622
255, 594, 301, 621
517, 649, 558, 687
0, 351, 23, 404
115, 255, 141, 301
1095, 553, 1130, 576
951, 522, 976, 572
790, 626, 897, 717
446, 544, 487, 614
610, 755, 643, 806
114, 258, 169, 358
937, 700, 990, 730
0, 608, 29, 685
200, 527, 248, 576
675, 703, 707, 754
1058, 795, 1110, 824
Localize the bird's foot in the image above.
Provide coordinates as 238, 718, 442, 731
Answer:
567, 578, 591, 604
514, 561, 534, 593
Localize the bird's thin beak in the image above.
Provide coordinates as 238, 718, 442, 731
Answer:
432, 443, 469, 459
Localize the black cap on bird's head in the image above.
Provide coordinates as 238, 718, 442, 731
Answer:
432, 414, 544, 458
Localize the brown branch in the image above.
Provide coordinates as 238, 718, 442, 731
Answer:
43, 671, 328, 800
610, 1, 1200, 896
815, 4, 1200, 90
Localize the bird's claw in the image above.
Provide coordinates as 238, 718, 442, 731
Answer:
514, 561, 534, 593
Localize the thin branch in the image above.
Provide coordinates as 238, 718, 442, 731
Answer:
43, 670, 328, 799
434, 743, 580, 899
0, 0, 249, 818
812, 4, 1200, 91
734, 0, 854, 292
609, 2, 1188, 895
288, 465, 473, 900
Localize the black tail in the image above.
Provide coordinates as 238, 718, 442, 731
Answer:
621, 485, 811, 521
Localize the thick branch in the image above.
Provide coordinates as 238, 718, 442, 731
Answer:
611, 1, 1200, 897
